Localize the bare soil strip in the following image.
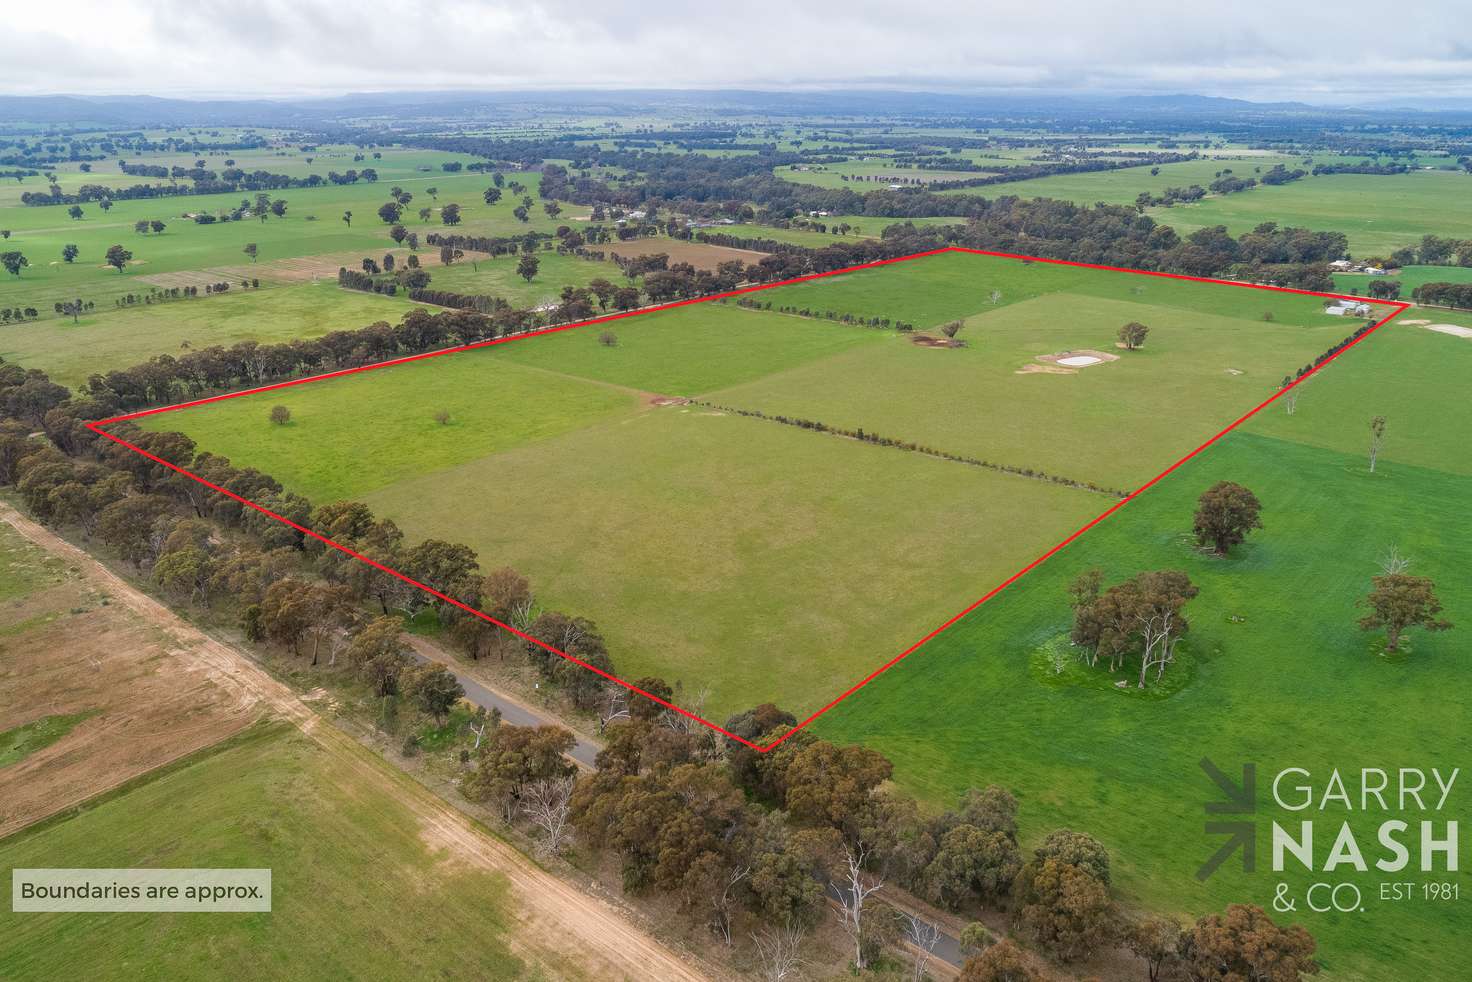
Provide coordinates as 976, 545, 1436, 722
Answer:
601, 238, 769, 271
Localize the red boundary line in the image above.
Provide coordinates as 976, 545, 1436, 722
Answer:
86, 247, 1410, 751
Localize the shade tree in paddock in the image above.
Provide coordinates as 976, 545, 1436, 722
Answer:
1192, 481, 1263, 555
1, 251, 26, 277
517, 253, 540, 282
1118, 321, 1150, 350
61, 244, 79, 263
104, 244, 132, 272
1358, 571, 1452, 652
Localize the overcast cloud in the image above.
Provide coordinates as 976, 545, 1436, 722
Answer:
3, 0, 1470, 105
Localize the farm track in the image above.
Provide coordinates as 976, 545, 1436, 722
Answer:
0, 502, 718, 982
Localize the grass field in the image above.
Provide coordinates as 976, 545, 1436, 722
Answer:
148, 353, 640, 503
1145, 170, 1472, 257
0, 282, 425, 386
811, 323, 1472, 981
0, 724, 535, 980
414, 250, 624, 307
131, 251, 1389, 721
933, 153, 1311, 204
1334, 264, 1472, 299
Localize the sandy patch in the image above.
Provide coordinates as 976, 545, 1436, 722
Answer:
647, 395, 691, 407
1424, 323, 1472, 339
1400, 319, 1431, 325
1016, 363, 1076, 375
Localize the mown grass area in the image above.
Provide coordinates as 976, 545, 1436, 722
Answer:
0, 282, 425, 387
0, 723, 535, 981
813, 325, 1472, 982
362, 407, 1105, 718
142, 353, 639, 503
492, 301, 888, 395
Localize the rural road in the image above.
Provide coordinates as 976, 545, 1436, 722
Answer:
404, 635, 602, 768
406, 635, 972, 972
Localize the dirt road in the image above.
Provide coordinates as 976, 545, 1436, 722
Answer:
0, 503, 715, 982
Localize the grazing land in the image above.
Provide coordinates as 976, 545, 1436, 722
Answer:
136, 251, 1381, 718
0, 283, 425, 387
1145, 169, 1472, 257
812, 323, 1472, 982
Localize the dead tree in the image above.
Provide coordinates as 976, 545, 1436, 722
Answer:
1369, 415, 1387, 472
838, 843, 884, 971
710, 864, 751, 946
597, 684, 630, 733
903, 912, 943, 982
751, 919, 805, 982
520, 775, 575, 855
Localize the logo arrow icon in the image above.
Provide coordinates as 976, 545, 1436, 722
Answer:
1197, 758, 1256, 881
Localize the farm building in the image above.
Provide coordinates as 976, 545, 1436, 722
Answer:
1325, 300, 1372, 316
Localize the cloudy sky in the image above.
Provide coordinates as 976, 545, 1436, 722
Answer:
4, 0, 1471, 105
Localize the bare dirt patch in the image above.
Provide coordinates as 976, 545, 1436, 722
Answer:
601, 238, 768, 272
1015, 363, 1076, 375
910, 334, 965, 349
648, 395, 691, 407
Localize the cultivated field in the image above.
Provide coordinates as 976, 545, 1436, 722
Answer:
598, 237, 770, 270
133, 251, 1387, 720
0, 511, 255, 837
